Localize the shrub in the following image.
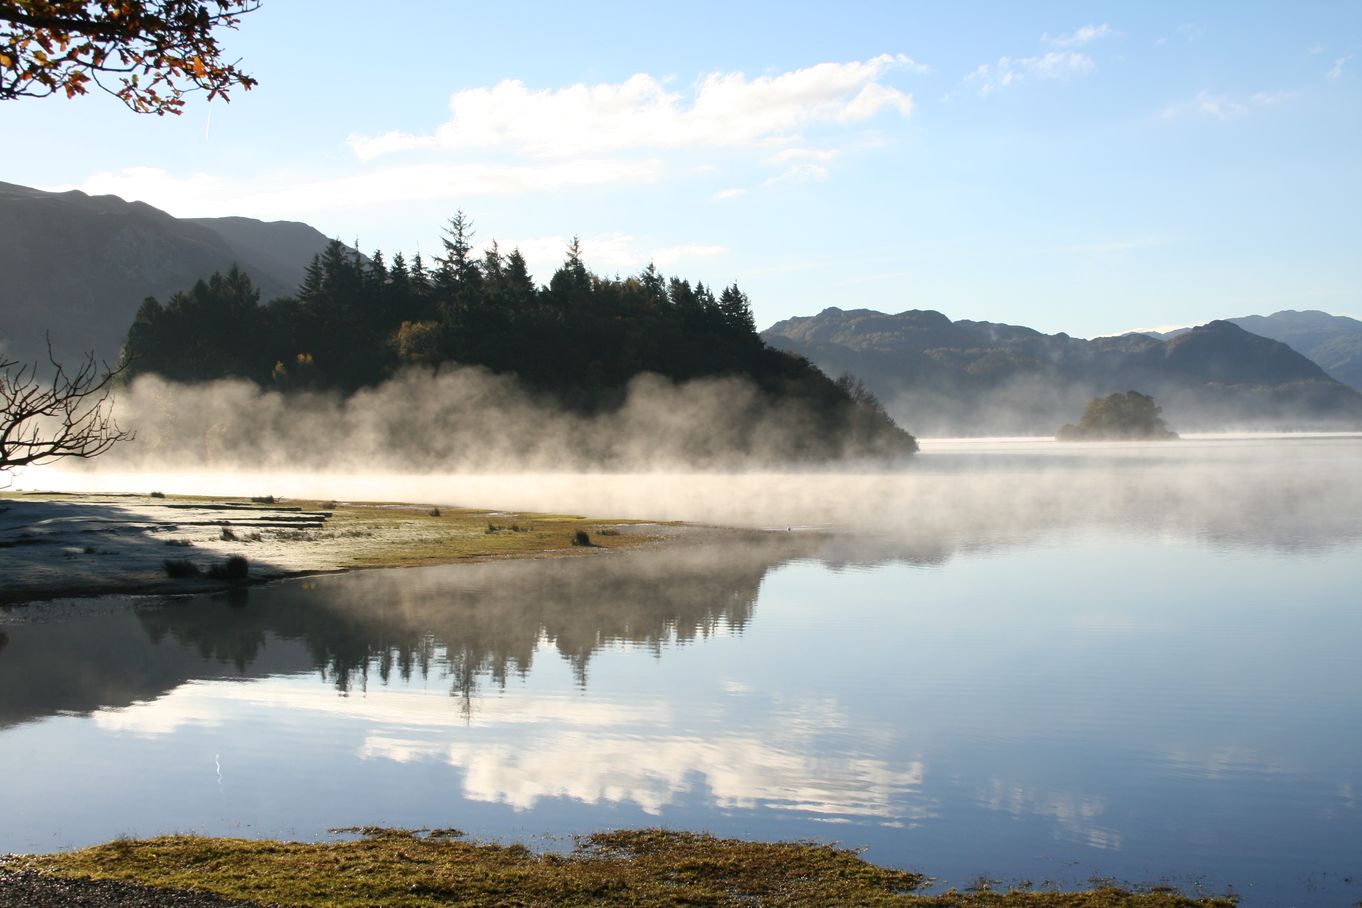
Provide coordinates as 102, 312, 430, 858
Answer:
163, 558, 200, 578
207, 555, 249, 581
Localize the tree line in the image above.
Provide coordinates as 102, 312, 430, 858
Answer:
126, 216, 760, 401
120, 216, 916, 459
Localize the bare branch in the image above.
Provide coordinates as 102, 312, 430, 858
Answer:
0, 341, 135, 473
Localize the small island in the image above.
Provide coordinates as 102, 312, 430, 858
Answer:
1057, 390, 1179, 441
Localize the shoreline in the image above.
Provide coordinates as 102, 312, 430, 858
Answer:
0, 490, 681, 607
2, 828, 1237, 907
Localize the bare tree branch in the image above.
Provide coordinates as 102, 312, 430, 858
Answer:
0, 341, 134, 477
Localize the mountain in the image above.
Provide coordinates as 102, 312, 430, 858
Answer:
1132, 310, 1362, 392
763, 307, 1362, 435
1223, 310, 1362, 392
0, 181, 335, 367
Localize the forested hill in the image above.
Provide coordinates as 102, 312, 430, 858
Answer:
121, 224, 917, 463
0, 181, 336, 367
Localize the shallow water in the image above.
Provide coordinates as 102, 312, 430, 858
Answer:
3, 437, 1361, 906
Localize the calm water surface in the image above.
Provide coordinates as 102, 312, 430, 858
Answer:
2, 438, 1360, 906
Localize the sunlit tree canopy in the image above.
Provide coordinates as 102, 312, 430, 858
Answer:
0, 0, 257, 114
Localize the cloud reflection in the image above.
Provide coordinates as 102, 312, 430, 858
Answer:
975, 777, 1123, 851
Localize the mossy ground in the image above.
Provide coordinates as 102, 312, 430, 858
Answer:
11, 829, 1235, 907
287, 498, 657, 569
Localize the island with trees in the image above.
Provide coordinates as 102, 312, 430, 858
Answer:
1057, 390, 1178, 441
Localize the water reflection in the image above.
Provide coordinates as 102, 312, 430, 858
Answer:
0, 533, 815, 729
3, 446, 1361, 905
975, 778, 1122, 851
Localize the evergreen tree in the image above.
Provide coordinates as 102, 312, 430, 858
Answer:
719, 284, 757, 335
639, 262, 668, 310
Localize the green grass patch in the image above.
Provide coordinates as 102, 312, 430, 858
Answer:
13, 828, 1234, 907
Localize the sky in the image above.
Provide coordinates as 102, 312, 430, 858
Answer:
5, 1, 1361, 337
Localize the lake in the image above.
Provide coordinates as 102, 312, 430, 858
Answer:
3, 436, 1360, 905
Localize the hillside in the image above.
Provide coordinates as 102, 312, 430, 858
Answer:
1224, 310, 1362, 392
0, 181, 335, 367
1136, 310, 1362, 392
763, 308, 1362, 435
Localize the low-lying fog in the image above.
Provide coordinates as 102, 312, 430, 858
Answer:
11, 371, 1362, 556
18, 453, 1362, 562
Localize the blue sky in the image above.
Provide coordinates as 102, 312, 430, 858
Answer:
7, 1, 1360, 336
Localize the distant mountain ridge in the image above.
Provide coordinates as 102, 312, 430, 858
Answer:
1138, 310, 1362, 392
763, 307, 1362, 435
0, 181, 336, 366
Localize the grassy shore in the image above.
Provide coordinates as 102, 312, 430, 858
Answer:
7, 828, 1236, 907
0, 490, 664, 604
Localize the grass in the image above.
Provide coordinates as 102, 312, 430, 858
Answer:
12, 829, 1236, 907
2, 490, 663, 579
306, 500, 659, 569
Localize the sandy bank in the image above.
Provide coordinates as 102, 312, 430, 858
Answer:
0, 491, 669, 605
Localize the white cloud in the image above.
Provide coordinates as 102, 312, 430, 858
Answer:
1250, 89, 1298, 107
966, 51, 1095, 96
61, 55, 924, 213
47, 159, 665, 219
1168, 90, 1245, 119
1155, 23, 1203, 47
1043, 23, 1114, 48
496, 233, 726, 281
1160, 89, 1297, 121
346, 130, 435, 162
760, 147, 841, 184
652, 244, 728, 267
763, 163, 833, 186
712, 187, 747, 202
765, 147, 839, 165
347, 55, 920, 162
1328, 55, 1351, 80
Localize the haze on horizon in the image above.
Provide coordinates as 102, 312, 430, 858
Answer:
5, 2, 1360, 340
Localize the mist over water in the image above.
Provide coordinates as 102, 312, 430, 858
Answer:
23, 409, 1362, 559
12, 372, 1356, 559
7, 392, 1362, 905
